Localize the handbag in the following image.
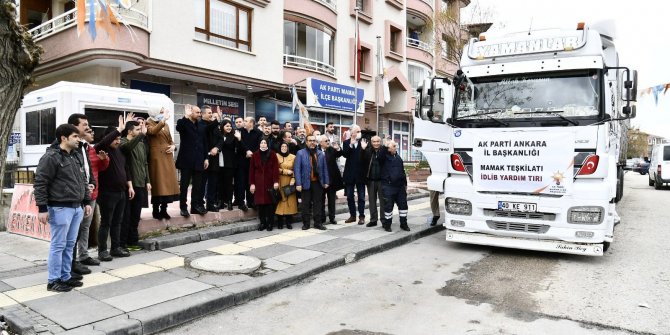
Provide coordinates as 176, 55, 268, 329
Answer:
268, 188, 281, 204
282, 184, 296, 197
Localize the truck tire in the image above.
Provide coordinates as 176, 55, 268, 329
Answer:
655, 176, 662, 190
614, 167, 624, 203
649, 175, 654, 186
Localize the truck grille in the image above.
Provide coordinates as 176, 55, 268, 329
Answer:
486, 220, 550, 234
483, 209, 556, 221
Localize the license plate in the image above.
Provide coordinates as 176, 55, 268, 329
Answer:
498, 201, 537, 212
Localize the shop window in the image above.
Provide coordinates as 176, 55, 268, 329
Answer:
194, 0, 252, 51
25, 107, 56, 146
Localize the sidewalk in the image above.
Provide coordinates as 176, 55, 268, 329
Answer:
0, 193, 442, 335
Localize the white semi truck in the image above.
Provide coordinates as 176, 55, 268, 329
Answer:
413, 23, 637, 256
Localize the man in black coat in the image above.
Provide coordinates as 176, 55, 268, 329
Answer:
379, 140, 409, 232
318, 135, 343, 224
236, 116, 263, 210
361, 136, 385, 227
342, 125, 366, 224
176, 105, 208, 217
201, 106, 224, 212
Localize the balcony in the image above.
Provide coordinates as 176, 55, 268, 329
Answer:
284, 0, 337, 29
407, 0, 433, 17
314, 0, 337, 12
406, 37, 433, 55
283, 54, 336, 77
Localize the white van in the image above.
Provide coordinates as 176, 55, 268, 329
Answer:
19, 81, 174, 166
648, 143, 670, 189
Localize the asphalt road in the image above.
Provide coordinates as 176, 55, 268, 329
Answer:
162, 173, 670, 335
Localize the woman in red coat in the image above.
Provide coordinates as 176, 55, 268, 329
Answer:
249, 138, 280, 231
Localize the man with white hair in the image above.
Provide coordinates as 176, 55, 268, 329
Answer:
379, 140, 409, 232
342, 125, 366, 224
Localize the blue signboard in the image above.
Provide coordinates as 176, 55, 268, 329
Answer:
306, 78, 364, 114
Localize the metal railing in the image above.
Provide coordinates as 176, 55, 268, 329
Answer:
313, 0, 337, 11
28, 4, 149, 41
2, 165, 37, 189
406, 37, 434, 55
283, 54, 336, 77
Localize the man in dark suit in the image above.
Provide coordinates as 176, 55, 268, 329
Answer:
237, 117, 263, 210
342, 125, 366, 224
176, 105, 208, 217
361, 136, 385, 227
319, 135, 343, 224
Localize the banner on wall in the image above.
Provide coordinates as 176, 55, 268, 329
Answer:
197, 92, 245, 120
306, 78, 364, 114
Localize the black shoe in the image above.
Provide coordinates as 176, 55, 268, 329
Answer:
160, 210, 171, 220
259, 222, 266, 231
98, 251, 113, 262
191, 207, 207, 215
72, 262, 91, 275
63, 278, 83, 287
206, 205, 219, 212
400, 224, 411, 232
180, 209, 190, 217
329, 219, 337, 225
239, 204, 249, 212
366, 221, 378, 227
302, 225, 310, 230
227, 202, 234, 211
430, 216, 440, 226
314, 224, 327, 230
69, 272, 83, 281
80, 257, 100, 266
110, 248, 130, 257
248, 203, 256, 209
286, 222, 293, 229
47, 280, 73, 292
383, 225, 392, 232
152, 210, 161, 220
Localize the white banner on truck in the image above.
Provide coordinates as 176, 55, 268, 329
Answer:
472, 131, 575, 195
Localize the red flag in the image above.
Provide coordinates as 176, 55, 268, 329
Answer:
356, 24, 362, 83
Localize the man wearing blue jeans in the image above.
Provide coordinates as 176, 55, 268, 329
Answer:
34, 124, 92, 292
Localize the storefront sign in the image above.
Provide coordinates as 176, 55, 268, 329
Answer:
197, 92, 245, 120
472, 132, 574, 195
7, 184, 50, 241
306, 78, 364, 114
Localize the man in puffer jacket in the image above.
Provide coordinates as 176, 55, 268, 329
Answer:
379, 140, 409, 232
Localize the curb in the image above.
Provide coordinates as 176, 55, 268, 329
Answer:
63, 224, 445, 334
140, 192, 429, 251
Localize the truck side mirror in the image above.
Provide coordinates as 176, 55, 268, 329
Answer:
623, 69, 638, 102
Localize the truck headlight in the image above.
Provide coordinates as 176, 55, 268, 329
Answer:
446, 198, 472, 216
568, 206, 604, 224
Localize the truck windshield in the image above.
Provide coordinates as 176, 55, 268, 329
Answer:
455, 70, 601, 121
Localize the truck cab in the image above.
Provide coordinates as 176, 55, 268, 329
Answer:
413, 23, 637, 256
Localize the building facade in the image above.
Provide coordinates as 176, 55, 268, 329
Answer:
19, 0, 470, 161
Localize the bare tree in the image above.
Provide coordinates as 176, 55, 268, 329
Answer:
627, 128, 649, 158
427, 0, 499, 71
0, 1, 41, 188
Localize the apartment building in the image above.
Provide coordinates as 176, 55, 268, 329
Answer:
19, 0, 469, 161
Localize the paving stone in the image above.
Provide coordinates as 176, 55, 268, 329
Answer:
323, 225, 367, 237
0, 280, 14, 292
0, 254, 34, 272
106, 264, 162, 279
325, 223, 349, 230
163, 240, 231, 256
1, 271, 47, 289
90, 315, 142, 335
345, 229, 395, 241
99, 251, 175, 270
75, 272, 122, 290
279, 253, 345, 280
256, 234, 296, 244
270, 249, 324, 265
4, 284, 59, 303
240, 243, 298, 260
208, 244, 251, 255
128, 288, 234, 334
280, 234, 337, 248
102, 278, 212, 312
80, 271, 184, 300
0, 234, 50, 263
237, 238, 275, 249
304, 237, 359, 253
59, 325, 104, 335
278, 230, 316, 238
23, 291, 123, 329
154, 231, 202, 250
166, 267, 201, 279
146, 256, 184, 270
0, 292, 17, 308
224, 271, 295, 305
0, 264, 47, 281
262, 259, 291, 271
196, 274, 251, 287
219, 230, 275, 242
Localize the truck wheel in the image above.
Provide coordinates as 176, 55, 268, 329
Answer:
649, 175, 655, 186
655, 177, 662, 190
615, 167, 624, 203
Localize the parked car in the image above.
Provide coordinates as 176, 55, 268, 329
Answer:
634, 160, 650, 175
648, 144, 670, 189
625, 158, 641, 170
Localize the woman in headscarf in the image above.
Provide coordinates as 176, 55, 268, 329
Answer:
249, 138, 279, 231
275, 141, 297, 229
145, 106, 179, 219
218, 119, 242, 210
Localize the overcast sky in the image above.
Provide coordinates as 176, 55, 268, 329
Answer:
464, 0, 670, 138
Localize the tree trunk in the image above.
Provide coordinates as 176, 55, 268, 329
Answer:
0, 1, 41, 216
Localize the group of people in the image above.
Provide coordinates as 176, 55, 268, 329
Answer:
33, 103, 413, 292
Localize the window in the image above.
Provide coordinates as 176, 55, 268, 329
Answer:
350, 38, 372, 80
356, 0, 365, 11
284, 20, 334, 67
25, 108, 56, 145
385, 20, 403, 61
441, 35, 449, 58
664, 145, 670, 161
194, 0, 252, 51
390, 27, 401, 53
